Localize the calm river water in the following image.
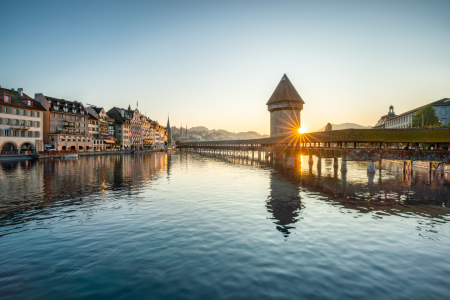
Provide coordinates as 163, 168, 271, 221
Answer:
1, 152, 450, 299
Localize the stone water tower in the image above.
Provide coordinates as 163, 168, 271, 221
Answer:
267, 74, 304, 137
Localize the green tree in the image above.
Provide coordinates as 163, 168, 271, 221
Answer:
411, 105, 441, 128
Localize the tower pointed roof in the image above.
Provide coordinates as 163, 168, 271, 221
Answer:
166, 114, 170, 129
266, 74, 304, 105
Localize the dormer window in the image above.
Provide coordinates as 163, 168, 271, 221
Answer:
4, 95, 10, 103
72, 109, 76, 113
64, 108, 68, 112
54, 106, 59, 110
81, 111, 85, 115
57, 101, 60, 105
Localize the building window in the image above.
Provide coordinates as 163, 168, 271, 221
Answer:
441, 107, 447, 115
13, 130, 18, 137
28, 131, 33, 137
53, 113, 57, 118
36, 112, 40, 117
21, 110, 26, 116
441, 118, 446, 124
35, 131, 40, 137
4, 130, 11, 136
21, 131, 25, 137
4, 95, 10, 103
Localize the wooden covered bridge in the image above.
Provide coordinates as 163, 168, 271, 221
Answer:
177, 128, 450, 175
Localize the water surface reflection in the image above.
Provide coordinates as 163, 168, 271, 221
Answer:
1, 152, 450, 300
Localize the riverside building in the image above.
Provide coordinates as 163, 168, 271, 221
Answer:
35, 94, 93, 151
142, 115, 152, 149
0, 87, 45, 154
374, 98, 450, 129
106, 107, 132, 150
129, 107, 143, 149
86, 107, 102, 150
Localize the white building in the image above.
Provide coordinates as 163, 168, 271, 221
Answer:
0, 87, 45, 154
375, 98, 450, 129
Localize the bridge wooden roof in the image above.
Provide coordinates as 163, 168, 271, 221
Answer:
179, 128, 450, 145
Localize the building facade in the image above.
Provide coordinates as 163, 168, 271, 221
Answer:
267, 74, 304, 137
129, 108, 142, 149
106, 107, 132, 150
142, 115, 152, 148
0, 87, 45, 154
86, 107, 103, 151
375, 98, 450, 129
35, 94, 93, 151
373, 105, 396, 129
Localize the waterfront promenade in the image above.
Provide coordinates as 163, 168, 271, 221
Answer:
0, 148, 173, 160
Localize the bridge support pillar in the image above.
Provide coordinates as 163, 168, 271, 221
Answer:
367, 160, 376, 173
317, 157, 322, 175
441, 163, 445, 176
275, 152, 283, 164
265, 152, 269, 162
404, 160, 414, 174
285, 154, 295, 167
252, 151, 254, 160
258, 151, 261, 161
308, 154, 313, 165
341, 160, 347, 172
333, 157, 338, 169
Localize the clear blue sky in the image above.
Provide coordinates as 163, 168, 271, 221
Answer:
1, 0, 449, 133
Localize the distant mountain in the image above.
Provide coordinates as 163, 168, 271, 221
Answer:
171, 126, 269, 140
188, 126, 209, 132
317, 123, 372, 132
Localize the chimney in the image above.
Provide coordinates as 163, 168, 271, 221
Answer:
18, 88, 23, 96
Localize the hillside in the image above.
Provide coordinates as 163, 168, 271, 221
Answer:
317, 123, 372, 132
171, 126, 269, 140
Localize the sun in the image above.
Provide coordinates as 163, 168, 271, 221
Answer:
298, 127, 306, 134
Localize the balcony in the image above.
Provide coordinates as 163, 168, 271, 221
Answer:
51, 130, 87, 135
8, 124, 31, 130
